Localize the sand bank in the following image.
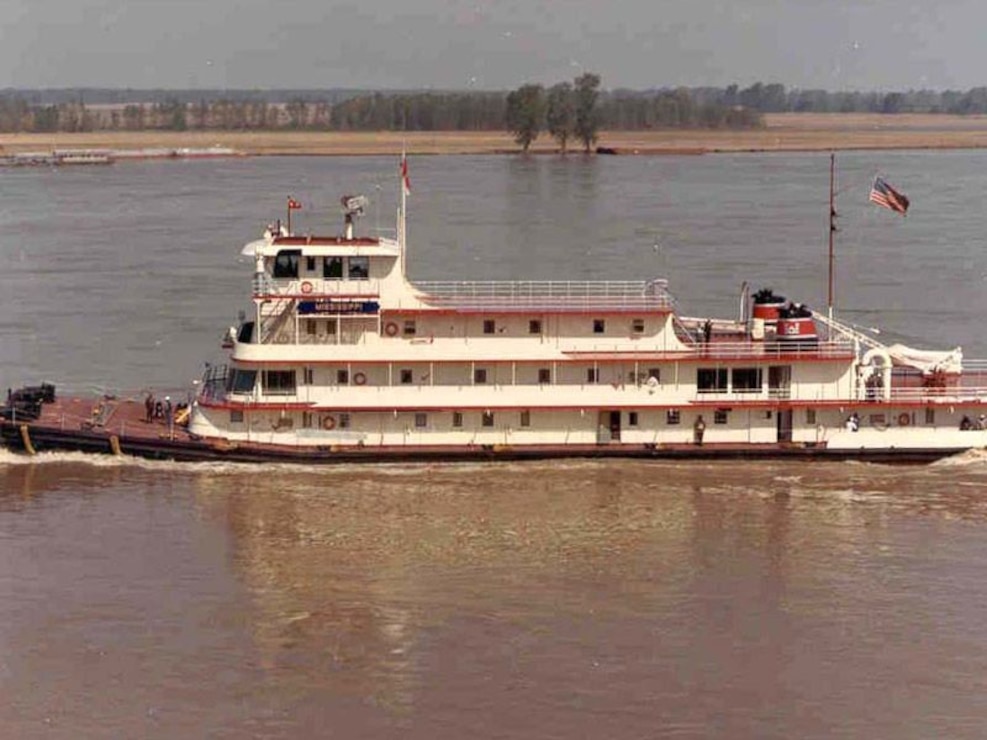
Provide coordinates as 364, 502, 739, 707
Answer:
5, 114, 987, 157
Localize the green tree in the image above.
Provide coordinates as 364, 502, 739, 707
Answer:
505, 83, 545, 152
546, 82, 575, 153
573, 73, 601, 152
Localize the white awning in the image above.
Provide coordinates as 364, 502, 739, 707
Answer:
886, 343, 963, 374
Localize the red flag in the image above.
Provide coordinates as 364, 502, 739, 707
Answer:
287, 197, 302, 210
401, 155, 411, 196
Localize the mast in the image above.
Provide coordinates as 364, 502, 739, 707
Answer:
827, 152, 837, 322
399, 150, 409, 275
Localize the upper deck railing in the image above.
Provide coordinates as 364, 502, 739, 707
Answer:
413, 279, 674, 312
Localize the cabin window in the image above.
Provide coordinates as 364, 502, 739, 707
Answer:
306, 256, 316, 271
226, 369, 257, 394
538, 368, 551, 384
303, 367, 314, 385
593, 319, 606, 334
666, 410, 681, 425
452, 411, 463, 428
732, 367, 763, 393
529, 319, 542, 334
631, 318, 645, 334
230, 409, 244, 424
302, 411, 313, 429
474, 368, 488, 384
697, 368, 728, 393
400, 369, 413, 385
806, 408, 817, 425
324, 257, 344, 279
348, 257, 369, 279
587, 368, 599, 383
305, 319, 317, 336
262, 370, 296, 395
648, 368, 660, 384
337, 369, 349, 385
483, 319, 496, 334
714, 409, 729, 424
482, 411, 495, 427
403, 320, 417, 336
520, 410, 531, 427
628, 411, 639, 427
925, 407, 935, 425
415, 413, 428, 428
273, 250, 300, 278
339, 413, 351, 429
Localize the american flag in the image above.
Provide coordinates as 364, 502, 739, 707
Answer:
869, 176, 909, 215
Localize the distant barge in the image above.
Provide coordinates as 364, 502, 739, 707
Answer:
0, 146, 240, 167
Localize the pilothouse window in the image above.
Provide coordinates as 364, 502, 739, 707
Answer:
348, 257, 369, 279
273, 251, 300, 279
324, 257, 344, 279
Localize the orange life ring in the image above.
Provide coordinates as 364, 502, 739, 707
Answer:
898, 413, 911, 427
322, 415, 336, 430
301, 281, 314, 294
384, 322, 399, 337
353, 372, 367, 386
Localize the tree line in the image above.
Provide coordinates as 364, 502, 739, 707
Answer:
7, 81, 987, 136
0, 84, 761, 138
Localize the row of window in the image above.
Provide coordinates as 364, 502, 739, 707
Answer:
697, 367, 763, 393
233, 407, 939, 429
230, 409, 730, 428
273, 252, 370, 280
227, 367, 668, 395
477, 318, 646, 335
387, 318, 650, 337
231, 367, 778, 395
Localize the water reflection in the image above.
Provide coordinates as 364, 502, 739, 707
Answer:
4, 454, 987, 735
182, 457, 987, 717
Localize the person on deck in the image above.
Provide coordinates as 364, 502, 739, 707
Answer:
144, 393, 154, 423
693, 415, 706, 445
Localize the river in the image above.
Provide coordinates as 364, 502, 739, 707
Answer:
2, 152, 987, 738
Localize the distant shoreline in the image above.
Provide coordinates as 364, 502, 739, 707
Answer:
5, 114, 987, 157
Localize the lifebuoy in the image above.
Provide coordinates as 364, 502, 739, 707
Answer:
898, 413, 911, 427
384, 322, 399, 337
353, 372, 367, 386
301, 281, 314, 294
322, 416, 336, 430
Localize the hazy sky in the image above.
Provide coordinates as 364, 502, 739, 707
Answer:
3, 0, 984, 91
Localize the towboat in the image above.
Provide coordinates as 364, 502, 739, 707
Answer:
3, 163, 986, 463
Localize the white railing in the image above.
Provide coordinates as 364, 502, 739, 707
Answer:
687, 339, 856, 359
413, 279, 675, 311
886, 386, 987, 402
561, 339, 855, 358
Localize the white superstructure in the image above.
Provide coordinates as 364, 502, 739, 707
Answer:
186, 173, 987, 459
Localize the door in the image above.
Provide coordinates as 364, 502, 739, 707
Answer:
597, 410, 621, 443
609, 410, 621, 442
777, 408, 793, 443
